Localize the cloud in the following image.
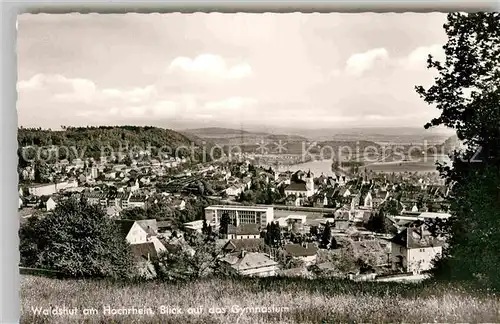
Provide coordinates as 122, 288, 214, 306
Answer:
18, 73, 160, 106
151, 100, 178, 117
101, 85, 157, 103
227, 63, 252, 79
18, 74, 97, 102
167, 54, 252, 79
402, 44, 445, 69
204, 97, 257, 111
345, 48, 389, 76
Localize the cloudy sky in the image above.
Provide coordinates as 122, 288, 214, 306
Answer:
17, 13, 449, 131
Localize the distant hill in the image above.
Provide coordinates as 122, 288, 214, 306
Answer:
182, 127, 263, 138
285, 127, 454, 145
182, 127, 309, 145
17, 126, 218, 164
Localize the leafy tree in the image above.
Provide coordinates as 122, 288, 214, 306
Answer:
219, 212, 230, 235
122, 155, 133, 167
415, 13, 500, 287
309, 225, 319, 238
33, 160, 50, 183
202, 218, 209, 235
154, 233, 219, 281
321, 222, 332, 249
19, 198, 135, 278
120, 207, 148, 220
265, 222, 282, 247
331, 160, 339, 172
330, 235, 338, 249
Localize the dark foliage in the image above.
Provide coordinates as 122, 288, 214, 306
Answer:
320, 222, 332, 249
219, 212, 230, 235
19, 198, 135, 279
415, 13, 500, 288
17, 126, 218, 164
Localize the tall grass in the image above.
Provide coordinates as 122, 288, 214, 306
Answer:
21, 275, 500, 323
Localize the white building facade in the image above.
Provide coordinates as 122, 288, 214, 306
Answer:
204, 205, 274, 228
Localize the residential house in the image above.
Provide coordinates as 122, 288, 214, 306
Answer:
83, 191, 108, 207
275, 214, 307, 231
128, 194, 148, 209
107, 192, 130, 208
363, 191, 373, 209
338, 187, 352, 201
45, 196, 60, 211
226, 223, 261, 240
128, 179, 140, 192
105, 171, 117, 180
242, 176, 252, 190
183, 220, 204, 233
28, 183, 57, 197
225, 184, 245, 197
276, 171, 292, 185
391, 221, 445, 274
284, 194, 303, 207
90, 167, 99, 179
219, 251, 279, 277
78, 174, 89, 184
222, 238, 265, 254
139, 176, 151, 186
334, 208, 351, 229
24, 196, 41, 208
172, 198, 186, 211
284, 243, 319, 266
106, 205, 122, 218
116, 219, 166, 253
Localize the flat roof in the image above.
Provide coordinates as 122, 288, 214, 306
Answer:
418, 212, 451, 218
205, 205, 273, 211
184, 220, 204, 226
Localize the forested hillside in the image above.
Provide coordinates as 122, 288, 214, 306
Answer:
17, 126, 218, 164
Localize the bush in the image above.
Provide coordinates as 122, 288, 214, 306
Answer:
19, 198, 135, 279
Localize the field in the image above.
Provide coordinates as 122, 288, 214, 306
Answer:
21, 275, 500, 324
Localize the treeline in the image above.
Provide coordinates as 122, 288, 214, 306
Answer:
17, 126, 221, 165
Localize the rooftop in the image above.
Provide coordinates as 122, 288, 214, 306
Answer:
206, 205, 273, 211
284, 243, 319, 257
391, 221, 445, 249
221, 252, 278, 271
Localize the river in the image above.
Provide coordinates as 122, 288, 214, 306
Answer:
276, 154, 451, 176
277, 159, 337, 176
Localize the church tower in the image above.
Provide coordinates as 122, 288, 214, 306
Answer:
305, 169, 314, 195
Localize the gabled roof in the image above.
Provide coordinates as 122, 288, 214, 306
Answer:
391, 221, 445, 249
222, 238, 264, 253
115, 219, 136, 237
284, 243, 319, 257
285, 182, 308, 192
83, 191, 107, 199
222, 252, 278, 271
115, 219, 158, 237
129, 195, 147, 203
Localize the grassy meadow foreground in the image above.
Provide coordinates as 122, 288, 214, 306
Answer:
21, 275, 500, 324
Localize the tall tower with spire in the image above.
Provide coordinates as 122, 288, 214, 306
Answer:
305, 169, 314, 196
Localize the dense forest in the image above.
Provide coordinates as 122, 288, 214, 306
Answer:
17, 126, 221, 166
